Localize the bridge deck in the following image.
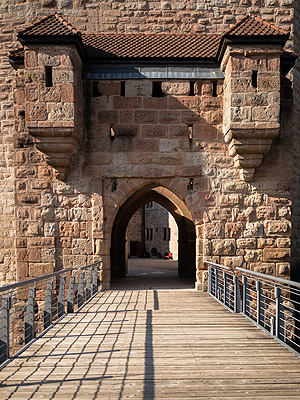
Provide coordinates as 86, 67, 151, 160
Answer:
0, 289, 300, 399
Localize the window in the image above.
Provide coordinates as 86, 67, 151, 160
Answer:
146, 201, 153, 208
146, 228, 153, 241
189, 81, 195, 96
121, 81, 126, 96
92, 81, 101, 97
252, 71, 258, 88
45, 66, 53, 87
163, 227, 171, 241
152, 81, 164, 97
212, 81, 217, 97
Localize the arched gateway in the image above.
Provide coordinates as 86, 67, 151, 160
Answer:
111, 185, 196, 279
4, 11, 297, 291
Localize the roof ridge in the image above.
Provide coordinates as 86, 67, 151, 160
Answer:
82, 32, 221, 37
223, 15, 249, 36
224, 14, 289, 36
17, 13, 80, 36
253, 15, 289, 35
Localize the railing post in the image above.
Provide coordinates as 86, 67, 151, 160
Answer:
256, 280, 265, 328
223, 271, 228, 307
86, 268, 92, 301
215, 268, 220, 300
92, 265, 98, 295
234, 275, 241, 313
242, 276, 248, 316
275, 286, 285, 341
57, 276, 66, 318
67, 275, 75, 313
44, 280, 53, 330
25, 286, 36, 344
78, 271, 84, 308
0, 296, 11, 364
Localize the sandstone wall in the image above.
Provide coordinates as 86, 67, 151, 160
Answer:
0, 0, 296, 286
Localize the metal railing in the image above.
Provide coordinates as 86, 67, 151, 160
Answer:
0, 261, 102, 368
205, 261, 300, 357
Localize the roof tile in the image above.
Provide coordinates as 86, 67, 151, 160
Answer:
224, 15, 289, 37
18, 13, 79, 37
81, 33, 222, 59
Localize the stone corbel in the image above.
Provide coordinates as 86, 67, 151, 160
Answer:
224, 123, 280, 181
28, 124, 80, 180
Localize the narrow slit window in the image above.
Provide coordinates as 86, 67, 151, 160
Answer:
152, 81, 164, 97
45, 66, 53, 87
189, 81, 195, 96
212, 81, 217, 97
92, 81, 101, 97
252, 71, 258, 88
121, 81, 126, 96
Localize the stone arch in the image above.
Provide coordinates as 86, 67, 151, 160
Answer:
110, 183, 196, 279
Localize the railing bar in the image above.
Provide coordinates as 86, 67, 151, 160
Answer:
0, 268, 73, 294
236, 267, 300, 289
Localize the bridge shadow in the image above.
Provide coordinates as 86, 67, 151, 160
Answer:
0, 289, 161, 399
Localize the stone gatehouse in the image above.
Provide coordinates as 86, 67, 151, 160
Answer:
1, 1, 299, 290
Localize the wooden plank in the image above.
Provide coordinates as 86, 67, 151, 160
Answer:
0, 289, 299, 399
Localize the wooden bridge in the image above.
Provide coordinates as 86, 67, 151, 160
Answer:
1, 278, 300, 399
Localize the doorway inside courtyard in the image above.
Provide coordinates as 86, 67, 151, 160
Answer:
110, 185, 196, 289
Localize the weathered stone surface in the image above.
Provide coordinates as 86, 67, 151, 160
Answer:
211, 239, 236, 256
263, 248, 291, 262
264, 220, 291, 236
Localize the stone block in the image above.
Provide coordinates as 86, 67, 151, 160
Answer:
141, 124, 168, 138
276, 237, 291, 248
61, 83, 74, 102
52, 70, 74, 84
125, 81, 152, 96
244, 221, 264, 238
225, 222, 243, 238
143, 97, 167, 109
244, 249, 262, 263
237, 238, 256, 248
98, 81, 121, 96
119, 110, 133, 124
220, 256, 243, 269
24, 51, 37, 67
72, 239, 93, 255
159, 111, 181, 124
114, 96, 142, 109
159, 139, 178, 152
26, 103, 47, 121
204, 223, 224, 239
48, 102, 74, 121
168, 124, 188, 137
29, 263, 54, 277
161, 81, 190, 95
134, 110, 158, 124
263, 248, 291, 262
250, 263, 275, 275
257, 238, 276, 248
59, 221, 80, 237
113, 125, 138, 136
264, 220, 291, 236
168, 96, 200, 109
211, 239, 236, 256
256, 206, 276, 220
276, 263, 290, 277
219, 194, 241, 206
257, 75, 280, 91
152, 152, 184, 165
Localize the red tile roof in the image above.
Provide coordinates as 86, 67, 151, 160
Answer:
224, 15, 289, 37
81, 33, 221, 59
13, 14, 290, 62
17, 13, 79, 37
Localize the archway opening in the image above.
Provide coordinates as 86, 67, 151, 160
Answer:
110, 185, 196, 282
